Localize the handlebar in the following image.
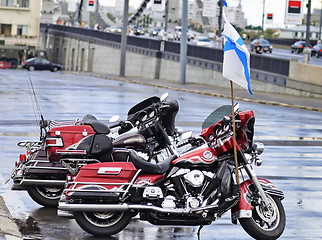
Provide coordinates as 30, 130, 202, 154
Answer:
176, 136, 206, 148
109, 120, 134, 129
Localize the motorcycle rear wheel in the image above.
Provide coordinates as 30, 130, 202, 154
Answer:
239, 194, 285, 240
27, 185, 63, 207
74, 211, 132, 236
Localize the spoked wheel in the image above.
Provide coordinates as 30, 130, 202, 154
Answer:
239, 193, 286, 240
74, 211, 132, 236
27, 185, 64, 207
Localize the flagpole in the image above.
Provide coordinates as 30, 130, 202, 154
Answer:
230, 81, 240, 185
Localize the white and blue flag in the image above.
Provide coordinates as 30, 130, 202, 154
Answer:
221, 2, 252, 94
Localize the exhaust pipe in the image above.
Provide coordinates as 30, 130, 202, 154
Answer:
18, 179, 66, 186
58, 202, 219, 214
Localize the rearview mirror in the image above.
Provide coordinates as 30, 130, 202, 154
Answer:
181, 131, 192, 140
160, 92, 169, 102
109, 115, 120, 123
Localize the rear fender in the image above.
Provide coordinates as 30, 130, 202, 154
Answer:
231, 178, 284, 222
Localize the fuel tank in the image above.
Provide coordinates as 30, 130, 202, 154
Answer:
172, 145, 218, 168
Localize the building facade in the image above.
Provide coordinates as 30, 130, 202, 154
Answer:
0, 0, 41, 45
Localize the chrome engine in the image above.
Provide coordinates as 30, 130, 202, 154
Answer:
159, 168, 220, 209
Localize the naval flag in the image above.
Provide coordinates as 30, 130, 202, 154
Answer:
221, 3, 252, 94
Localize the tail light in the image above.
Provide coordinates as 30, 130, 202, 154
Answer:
46, 137, 63, 147
19, 154, 27, 162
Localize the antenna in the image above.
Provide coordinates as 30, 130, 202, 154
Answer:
12, 22, 48, 139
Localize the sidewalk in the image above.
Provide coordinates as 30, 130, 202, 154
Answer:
81, 72, 322, 112
0, 196, 23, 240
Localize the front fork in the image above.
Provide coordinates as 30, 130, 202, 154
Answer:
231, 163, 284, 222
244, 164, 270, 206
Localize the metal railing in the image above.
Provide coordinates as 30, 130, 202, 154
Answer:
40, 23, 290, 79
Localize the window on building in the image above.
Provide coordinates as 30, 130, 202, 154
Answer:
295, 32, 298, 37
16, 0, 29, 7
1, 0, 14, 7
17, 25, 27, 35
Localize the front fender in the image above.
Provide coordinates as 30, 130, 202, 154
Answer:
231, 178, 284, 222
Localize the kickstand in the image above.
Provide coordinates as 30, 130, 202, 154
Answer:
197, 225, 204, 239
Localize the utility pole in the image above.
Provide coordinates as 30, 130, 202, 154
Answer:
164, 0, 169, 31
319, 1, 322, 41
217, 0, 223, 36
179, 0, 188, 84
261, 0, 265, 35
76, 0, 84, 24
303, 0, 312, 63
119, 0, 129, 77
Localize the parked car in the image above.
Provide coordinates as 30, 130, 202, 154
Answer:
108, 26, 122, 34
173, 26, 193, 41
158, 30, 174, 41
250, 39, 273, 53
311, 44, 322, 57
192, 36, 214, 47
291, 41, 312, 54
22, 57, 62, 72
150, 27, 161, 37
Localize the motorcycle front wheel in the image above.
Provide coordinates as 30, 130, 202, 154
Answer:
239, 194, 286, 240
27, 185, 63, 207
239, 194, 285, 240
74, 211, 132, 236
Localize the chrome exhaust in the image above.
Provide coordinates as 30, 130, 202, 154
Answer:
58, 202, 220, 214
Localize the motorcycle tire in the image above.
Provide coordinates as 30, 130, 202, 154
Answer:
26, 185, 64, 207
239, 194, 285, 240
74, 211, 132, 236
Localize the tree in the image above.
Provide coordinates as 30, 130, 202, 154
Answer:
107, 12, 116, 23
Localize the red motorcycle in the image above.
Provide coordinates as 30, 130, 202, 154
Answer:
7, 93, 180, 207
58, 104, 286, 240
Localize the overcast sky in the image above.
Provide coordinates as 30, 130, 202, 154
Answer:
97, 0, 321, 28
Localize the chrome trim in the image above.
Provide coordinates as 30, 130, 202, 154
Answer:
57, 210, 74, 219
55, 149, 87, 155
17, 140, 42, 148
231, 210, 252, 221
25, 166, 67, 171
97, 167, 122, 175
58, 201, 226, 214
17, 179, 66, 186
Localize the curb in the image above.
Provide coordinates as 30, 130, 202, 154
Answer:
0, 196, 23, 240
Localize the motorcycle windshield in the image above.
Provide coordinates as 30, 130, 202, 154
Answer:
127, 96, 160, 116
201, 105, 232, 130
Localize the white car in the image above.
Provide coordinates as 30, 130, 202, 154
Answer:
193, 36, 214, 47
158, 30, 174, 41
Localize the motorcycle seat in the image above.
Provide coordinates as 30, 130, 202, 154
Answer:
129, 150, 176, 174
82, 114, 110, 134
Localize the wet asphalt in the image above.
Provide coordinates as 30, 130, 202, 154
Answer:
0, 69, 322, 240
